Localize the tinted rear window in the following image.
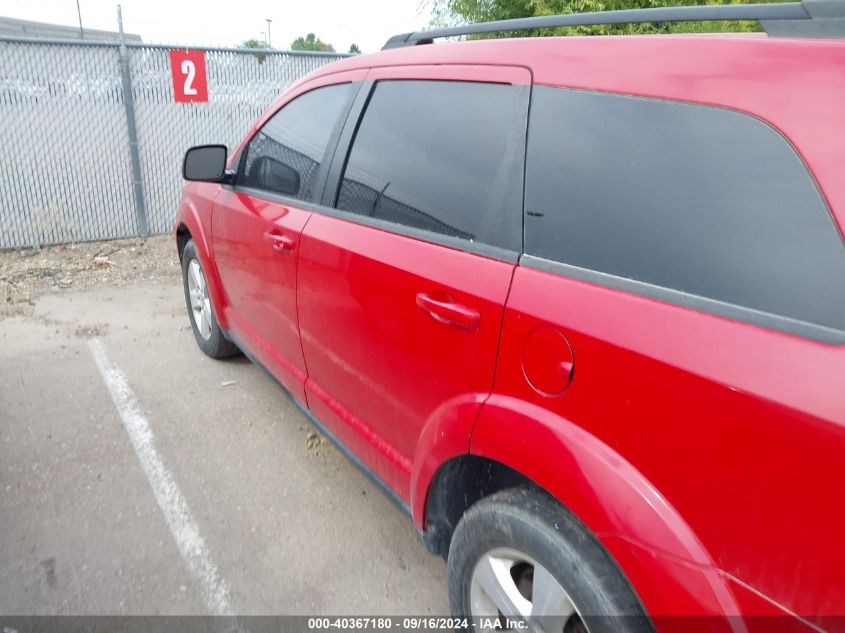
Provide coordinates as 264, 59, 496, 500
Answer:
335, 80, 527, 252
525, 86, 845, 334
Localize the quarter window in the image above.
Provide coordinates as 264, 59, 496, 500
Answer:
240, 83, 351, 201
335, 80, 526, 252
525, 86, 845, 334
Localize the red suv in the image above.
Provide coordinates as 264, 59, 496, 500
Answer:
175, 3, 845, 631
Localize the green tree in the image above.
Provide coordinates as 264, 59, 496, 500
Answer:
349, 43, 362, 54
430, 0, 775, 36
291, 33, 336, 52
239, 37, 269, 63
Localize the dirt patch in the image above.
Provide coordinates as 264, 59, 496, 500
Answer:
0, 236, 180, 320
305, 430, 334, 457
73, 323, 110, 338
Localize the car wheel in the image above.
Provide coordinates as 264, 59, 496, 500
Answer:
448, 487, 653, 633
181, 239, 239, 359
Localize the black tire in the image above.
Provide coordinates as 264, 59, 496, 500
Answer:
181, 239, 239, 359
448, 487, 653, 633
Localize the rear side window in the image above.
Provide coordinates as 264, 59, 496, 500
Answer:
240, 83, 351, 201
525, 86, 845, 336
335, 80, 526, 252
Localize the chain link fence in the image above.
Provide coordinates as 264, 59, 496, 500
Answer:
0, 38, 347, 249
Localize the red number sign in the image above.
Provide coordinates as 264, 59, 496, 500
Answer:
169, 50, 208, 103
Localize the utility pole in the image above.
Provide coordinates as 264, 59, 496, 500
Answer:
265, 18, 272, 47
75, 0, 84, 39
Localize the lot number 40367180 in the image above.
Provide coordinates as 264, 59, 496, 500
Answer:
169, 50, 208, 103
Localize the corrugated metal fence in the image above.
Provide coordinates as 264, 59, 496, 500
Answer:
0, 38, 347, 249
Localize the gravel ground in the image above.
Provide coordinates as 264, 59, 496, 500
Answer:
0, 235, 180, 320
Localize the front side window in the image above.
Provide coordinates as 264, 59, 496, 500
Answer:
240, 83, 351, 201
335, 80, 527, 252
525, 86, 845, 335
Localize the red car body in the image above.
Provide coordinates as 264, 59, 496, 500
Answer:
175, 35, 845, 631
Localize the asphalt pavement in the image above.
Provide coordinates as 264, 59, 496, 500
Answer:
0, 281, 448, 615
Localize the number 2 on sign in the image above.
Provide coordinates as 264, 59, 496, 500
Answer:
181, 60, 197, 95
169, 50, 208, 102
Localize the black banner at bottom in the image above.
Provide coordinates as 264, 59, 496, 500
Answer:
0, 616, 839, 633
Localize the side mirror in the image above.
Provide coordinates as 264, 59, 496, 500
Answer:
183, 145, 227, 182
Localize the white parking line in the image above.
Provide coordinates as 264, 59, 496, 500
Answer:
88, 338, 234, 616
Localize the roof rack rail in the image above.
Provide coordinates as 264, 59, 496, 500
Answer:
382, 0, 845, 49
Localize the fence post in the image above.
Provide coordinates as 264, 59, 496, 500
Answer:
117, 5, 148, 237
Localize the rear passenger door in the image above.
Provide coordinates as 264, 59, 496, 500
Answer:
296, 66, 530, 500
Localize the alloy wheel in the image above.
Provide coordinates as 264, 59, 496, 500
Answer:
470, 547, 587, 633
187, 258, 212, 340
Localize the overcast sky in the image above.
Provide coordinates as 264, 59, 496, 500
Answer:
0, 0, 433, 53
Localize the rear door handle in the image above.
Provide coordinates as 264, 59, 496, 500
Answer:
266, 232, 295, 252
416, 292, 480, 330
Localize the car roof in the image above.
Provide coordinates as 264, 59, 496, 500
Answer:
310, 33, 844, 82
295, 34, 845, 232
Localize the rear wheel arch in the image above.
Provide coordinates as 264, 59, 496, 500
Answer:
420, 451, 745, 618
448, 486, 654, 629
461, 395, 744, 617
414, 398, 706, 563
420, 454, 536, 559
423, 456, 659, 624
469, 395, 713, 565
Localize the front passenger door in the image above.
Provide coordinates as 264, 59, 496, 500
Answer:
212, 80, 357, 404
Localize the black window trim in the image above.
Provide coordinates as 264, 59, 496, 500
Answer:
521, 254, 845, 345
321, 79, 373, 209
318, 77, 529, 264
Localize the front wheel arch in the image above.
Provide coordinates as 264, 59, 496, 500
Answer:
173, 203, 229, 331
176, 222, 192, 261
